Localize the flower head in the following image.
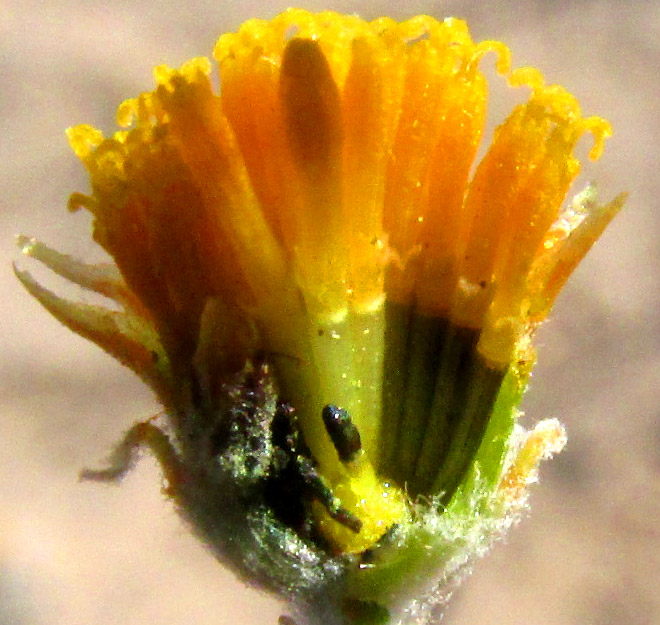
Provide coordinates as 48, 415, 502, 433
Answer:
17, 9, 624, 625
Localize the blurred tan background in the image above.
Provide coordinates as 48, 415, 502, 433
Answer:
1, 1, 658, 624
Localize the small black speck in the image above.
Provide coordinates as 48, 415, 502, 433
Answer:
318, 328, 324, 336
360, 549, 376, 564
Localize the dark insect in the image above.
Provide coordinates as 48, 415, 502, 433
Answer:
321, 404, 362, 463
267, 402, 362, 535
206, 365, 364, 538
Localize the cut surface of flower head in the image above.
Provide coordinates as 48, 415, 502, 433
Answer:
17, 9, 623, 625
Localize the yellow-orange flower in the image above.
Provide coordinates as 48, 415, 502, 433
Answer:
17, 10, 624, 623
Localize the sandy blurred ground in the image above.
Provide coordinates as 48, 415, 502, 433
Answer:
1, 0, 658, 624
